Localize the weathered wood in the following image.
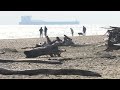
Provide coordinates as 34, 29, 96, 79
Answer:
106, 26, 120, 50
24, 45, 65, 58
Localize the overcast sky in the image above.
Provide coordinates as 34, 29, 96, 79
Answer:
0, 11, 120, 25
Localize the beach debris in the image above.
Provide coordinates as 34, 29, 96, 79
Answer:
100, 53, 116, 59
24, 44, 66, 58
35, 35, 75, 48
104, 26, 120, 50
23, 35, 76, 58
0, 48, 18, 53
62, 35, 74, 46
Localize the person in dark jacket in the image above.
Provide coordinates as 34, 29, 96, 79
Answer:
83, 26, 86, 36
39, 27, 43, 38
70, 28, 74, 36
44, 26, 48, 37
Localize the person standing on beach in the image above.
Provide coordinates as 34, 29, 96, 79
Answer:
44, 26, 48, 37
70, 28, 74, 36
83, 26, 86, 36
39, 27, 43, 38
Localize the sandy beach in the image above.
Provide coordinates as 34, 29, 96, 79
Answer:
0, 35, 120, 79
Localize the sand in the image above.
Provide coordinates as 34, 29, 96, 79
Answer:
0, 35, 120, 79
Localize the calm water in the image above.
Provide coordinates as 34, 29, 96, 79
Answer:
0, 24, 119, 39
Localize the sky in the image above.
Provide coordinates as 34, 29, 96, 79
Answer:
0, 11, 120, 25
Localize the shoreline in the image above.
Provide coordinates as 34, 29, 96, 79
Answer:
0, 35, 106, 40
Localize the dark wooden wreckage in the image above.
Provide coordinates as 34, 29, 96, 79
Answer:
24, 45, 66, 58
106, 26, 120, 50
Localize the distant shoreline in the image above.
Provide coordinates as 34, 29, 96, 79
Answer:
0, 35, 106, 40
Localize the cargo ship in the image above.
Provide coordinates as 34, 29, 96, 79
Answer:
19, 16, 80, 25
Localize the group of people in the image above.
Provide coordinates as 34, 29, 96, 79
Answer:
39, 26, 86, 38
39, 26, 48, 38
70, 26, 87, 36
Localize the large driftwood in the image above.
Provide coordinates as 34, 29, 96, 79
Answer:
24, 45, 65, 58
105, 26, 120, 50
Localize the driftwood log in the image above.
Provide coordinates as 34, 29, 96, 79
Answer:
105, 26, 120, 50
24, 45, 66, 58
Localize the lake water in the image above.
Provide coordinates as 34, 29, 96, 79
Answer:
0, 24, 119, 39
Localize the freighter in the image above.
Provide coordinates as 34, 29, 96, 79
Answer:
19, 16, 80, 25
